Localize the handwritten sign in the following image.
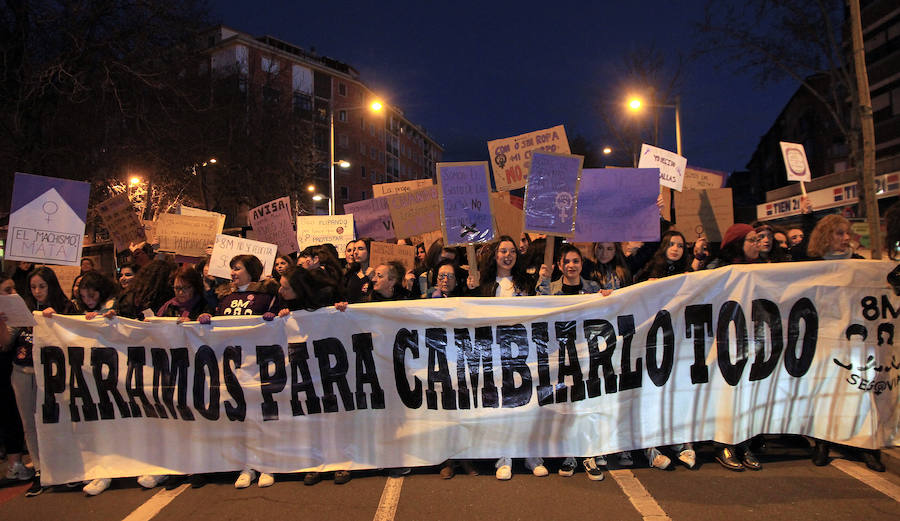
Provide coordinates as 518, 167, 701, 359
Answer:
487, 125, 570, 191
179, 205, 225, 235
437, 162, 495, 246
369, 241, 416, 271
208, 234, 277, 280
0, 294, 36, 327
49, 265, 82, 300
779, 141, 812, 182
574, 169, 660, 242
490, 192, 524, 240
408, 229, 443, 253
372, 179, 433, 198
142, 220, 158, 245
96, 193, 146, 252
249, 196, 299, 255
156, 213, 220, 257
296, 214, 355, 258
638, 144, 687, 192
344, 198, 394, 242
6, 173, 90, 266
683, 166, 727, 190
673, 188, 734, 242
385, 185, 441, 239
523, 152, 583, 236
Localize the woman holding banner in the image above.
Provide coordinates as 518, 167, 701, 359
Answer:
466, 236, 543, 480
344, 238, 374, 303
0, 274, 33, 488
588, 242, 633, 291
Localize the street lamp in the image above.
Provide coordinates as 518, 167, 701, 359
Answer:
626, 95, 683, 156
602, 147, 613, 155
329, 100, 383, 215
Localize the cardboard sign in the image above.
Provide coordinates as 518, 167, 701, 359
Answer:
179, 205, 225, 235
638, 144, 687, 192
683, 166, 728, 190
523, 152, 583, 236
369, 241, 416, 271
49, 265, 82, 300
574, 169, 660, 242
208, 234, 278, 280
249, 196, 300, 255
296, 214, 355, 258
779, 141, 812, 182
408, 229, 443, 253
6, 173, 90, 266
491, 192, 524, 240
96, 193, 146, 252
487, 125, 570, 191
437, 162, 495, 246
372, 179, 433, 198
344, 198, 395, 242
673, 188, 734, 242
156, 213, 220, 257
385, 185, 441, 239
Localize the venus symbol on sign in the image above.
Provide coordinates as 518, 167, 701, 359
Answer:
555, 192, 573, 221
42, 200, 59, 224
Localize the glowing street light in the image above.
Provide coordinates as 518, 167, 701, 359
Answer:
129, 176, 142, 186
307, 184, 316, 193
337, 160, 351, 169
602, 147, 613, 155
628, 98, 642, 111
625, 95, 683, 156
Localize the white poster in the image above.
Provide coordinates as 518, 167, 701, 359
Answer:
779, 141, 812, 182
296, 214, 354, 258
179, 204, 226, 235
638, 143, 687, 192
32, 261, 899, 484
208, 234, 278, 280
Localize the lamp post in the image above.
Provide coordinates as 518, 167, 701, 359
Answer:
627, 95, 682, 156
329, 100, 383, 215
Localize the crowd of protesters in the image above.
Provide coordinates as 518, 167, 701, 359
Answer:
0, 195, 895, 497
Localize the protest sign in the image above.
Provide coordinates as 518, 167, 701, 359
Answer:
490, 192, 524, 240
49, 265, 82, 300
408, 230, 443, 253
156, 213, 220, 257
372, 179, 433, 198
673, 188, 734, 242
208, 234, 278, 280
6, 173, 90, 266
487, 125, 570, 191
0, 294, 36, 327
179, 205, 225, 235
683, 166, 728, 190
638, 144, 687, 192
296, 214, 355, 258
523, 152, 583, 237
32, 261, 899, 484
779, 141, 812, 183
369, 241, 417, 270
436, 162, 495, 246
249, 197, 299, 255
344, 198, 395, 242
142, 220, 158, 245
574, 169, 660, 242
385, 185, 441, 239
96, 193, 146, 252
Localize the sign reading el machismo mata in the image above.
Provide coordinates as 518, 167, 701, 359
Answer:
487, 125, 570, 192
6, 172, 91, 266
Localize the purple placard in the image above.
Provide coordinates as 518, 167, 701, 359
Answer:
523, 152, 583, 236
437, 162, 495, 246
574, 168, 660, 242
343, 198, 394, 241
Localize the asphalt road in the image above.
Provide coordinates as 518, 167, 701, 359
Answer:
1, 440, 898, 521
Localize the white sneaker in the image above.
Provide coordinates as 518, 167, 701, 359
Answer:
235, 469, 257, 489
618, 451, 634, 467
531, 464, 549, 477
595, 455, 608, 466
5, 462, 34, 481
495, 465, 512, 480
257, 472, 274, 488
647, 447, 671, 470
137, 474, 167, 489
83, 478, 111, 496
678, 449, 696, 468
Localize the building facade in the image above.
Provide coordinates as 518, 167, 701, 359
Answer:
198, 26, 442, 215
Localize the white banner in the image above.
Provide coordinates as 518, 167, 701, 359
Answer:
208, 233, 278, 280
33, 261, 900, 484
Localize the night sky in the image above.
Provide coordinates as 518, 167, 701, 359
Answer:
211, 1, 797, 175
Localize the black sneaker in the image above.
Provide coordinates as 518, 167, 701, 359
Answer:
558, 459, 576, 477
303, 472, 321, 486
25, 474, 43, 497
333, 470, 351, 485
582, 458, 604, 481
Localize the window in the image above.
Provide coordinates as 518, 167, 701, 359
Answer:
360, 117, 365, 130
361, 190, 367, 199
359, 142, 366, 155
338, 83, 347, 96
293, 92, 312, 115
361, 165, 366, 178
370, 146, 377, 160
340, 186, 349, 200
263, 85, 280, 105
338, 134, 349, 148
338, 110, 347, 122
369, 124, 375, 136
261, 56, 280, 74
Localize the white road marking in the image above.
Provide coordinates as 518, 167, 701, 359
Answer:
121, 483, 190, 521
609, 469, 671, 521
372, 476, 404, 521
830, 459, 900, 503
